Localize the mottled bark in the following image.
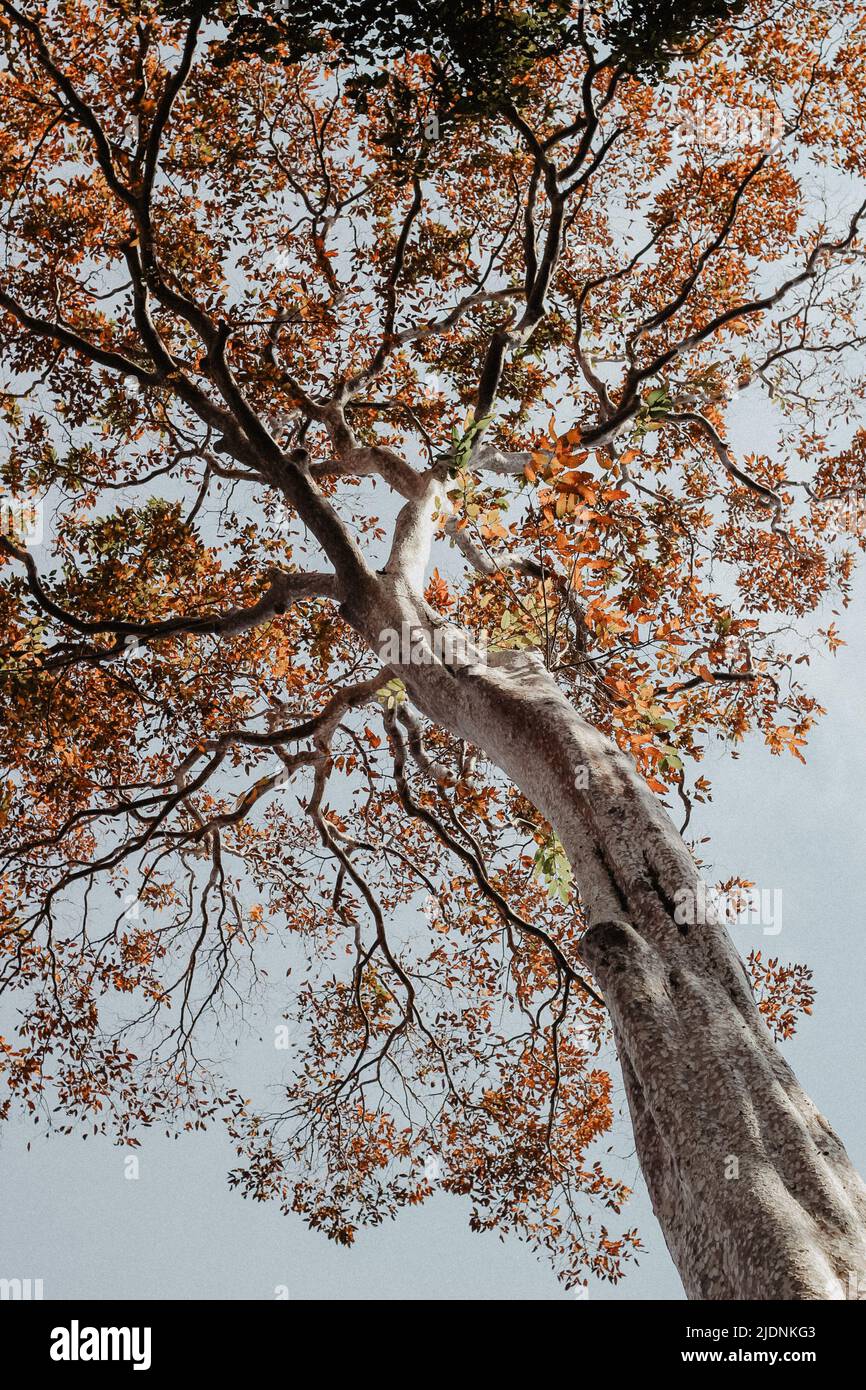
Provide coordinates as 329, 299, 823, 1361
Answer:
351, 575, 866, 1299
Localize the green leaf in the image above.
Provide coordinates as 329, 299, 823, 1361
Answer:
375, 678, 406, 710
532, 832, 573, 903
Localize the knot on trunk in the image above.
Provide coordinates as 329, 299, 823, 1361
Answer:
580, 917, 636, 971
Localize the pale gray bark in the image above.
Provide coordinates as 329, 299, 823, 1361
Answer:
349, 573, 866, 1300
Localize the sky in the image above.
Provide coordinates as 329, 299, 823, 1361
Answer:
2, 27, 866, 1303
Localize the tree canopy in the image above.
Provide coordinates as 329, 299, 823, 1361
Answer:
1, 0, 865, 1288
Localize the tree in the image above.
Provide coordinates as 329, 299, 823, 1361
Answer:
1, 0, 866, 1298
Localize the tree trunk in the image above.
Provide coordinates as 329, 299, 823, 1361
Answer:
357, 578, 866, 1298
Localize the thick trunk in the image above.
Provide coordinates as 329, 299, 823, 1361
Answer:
355, 578, 866, 1299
